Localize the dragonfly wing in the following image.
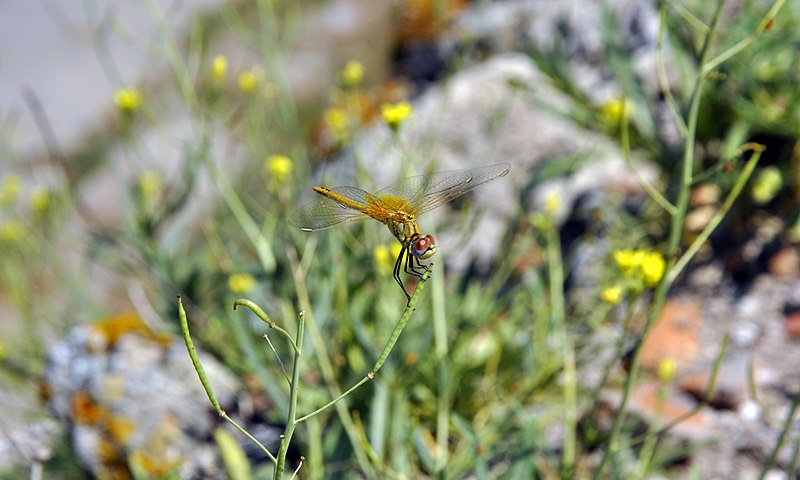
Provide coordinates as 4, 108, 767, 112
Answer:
373, 163, 511, 215
288, 186, 383, 231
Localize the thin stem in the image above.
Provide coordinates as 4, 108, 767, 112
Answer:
667, 145, 763, 283
758, 389, 800, 479
623, 334, 729, 450
295, 265, 432, 423
233, 298, 298, 353
274, 312, 305, 479
621, 97, 677, 216
656, 5, 688, 138
701, 0, 787, 77
594, 2, 727, 476
178, 296, 277, 463
287, 249, 373, 475
432, 266, 450, 473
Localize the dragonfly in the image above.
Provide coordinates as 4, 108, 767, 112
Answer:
289, 163, 511, 302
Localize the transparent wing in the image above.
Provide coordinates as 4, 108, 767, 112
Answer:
288, 186, 387, 231
373, 163, 511, 215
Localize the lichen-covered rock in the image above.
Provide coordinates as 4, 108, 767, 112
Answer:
42, 313, 240, 479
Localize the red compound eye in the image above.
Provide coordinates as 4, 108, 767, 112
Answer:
412, 234, 437, 258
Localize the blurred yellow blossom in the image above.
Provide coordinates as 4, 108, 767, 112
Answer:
613, 249, 644, 276
138, 170, 162, 201
373, 244, 391, 269
0, 176, 21, 206
641, 251, 666, 287
324, 107, 350, 143
381, 101, 413, 132
211, 55, 228, 82
29, 187, 51, 215
340, 60, 364, 87
238, 67, 264, 93
599, 97, 632, 128
544, 192, 560, 217
0, 219, 24, 243
228, 273, 256, 294
751, 166, 782, 205
264, 155, 293, 183
114, 88, 142, 113
374, 243, 403, 274
602, 286, 623, 305
390, 242, 403, 262
658, 357, 676, 383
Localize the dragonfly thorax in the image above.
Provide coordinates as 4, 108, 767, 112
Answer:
387, 216, 419, 244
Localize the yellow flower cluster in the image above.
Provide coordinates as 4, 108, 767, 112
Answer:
381, 101, 413, 132
340, 60, 364, 87
373, 243, 403, 274
324, 107, 350, 144
613, 248, 666, 287
238, 67, 264, 94
211, 55, 228, 82
114, 88, 142, 113
603, 248, 667, 304
264, 155, 293, 183
228, 273, 256, 294
599, 97, 632, 129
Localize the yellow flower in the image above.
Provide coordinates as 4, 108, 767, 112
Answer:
228, 273, 256, 294
381, 101, 413, 132
373, 244, 390, 269
238, 67, 264, 93
324, 107, 350, 143
340, 60, 364, 87
641, 251, 666, 287
264, 155, 293, 183
29, 187, 50, 215
114, 88, 142, 113
211, 55, 228, 82
544, 192, 560, 217
599, 97, 632, 128
0, 176, 21, 206
0, 219, 24, 243
602, 286, 623, 305
657, 357, 676, 383
613, 249, 644, 277
390, 242, 403, 262
374, 243, 403, 274
138, 170, 162, 201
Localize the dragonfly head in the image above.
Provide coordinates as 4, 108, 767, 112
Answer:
411, 234, 437, 259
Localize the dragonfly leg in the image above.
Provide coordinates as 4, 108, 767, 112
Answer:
393, 244, 412, 303
405, 253, 427, 278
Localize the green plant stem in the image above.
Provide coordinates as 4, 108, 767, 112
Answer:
656, 6, 688, 138
208, 160, 276, 273
295, 265, 432, 423
701, 0, 787, 77
594, 2, 726, 476
178, 296, 277, 464
667, 145, 763, 283
621, 98, 676, 216
432, 264, 450, 473
623, 334, 729, 450
233, 298, 298, 353
758, 389, 800, 479
275, 312, 305, 479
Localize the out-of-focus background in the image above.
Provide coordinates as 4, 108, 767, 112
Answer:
1, 0, 799, 478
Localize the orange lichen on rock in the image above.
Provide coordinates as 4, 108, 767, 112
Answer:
90, 312, 171, 349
